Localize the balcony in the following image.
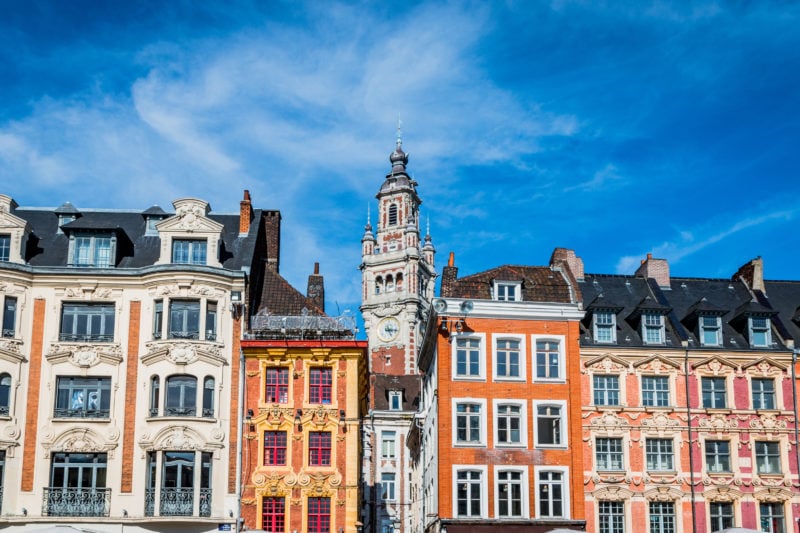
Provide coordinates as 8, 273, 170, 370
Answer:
146, 488, 211, 517
42, 487, 111, 517
54, 407, 110, 419
247, 313, 357, 341
58, 333, 114, 343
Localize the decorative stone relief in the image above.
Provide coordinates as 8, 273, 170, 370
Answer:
644, 486, 683, 501
754, 487, 792, 502
2, 424, 21, 440
750, 414, 787, 431
592, 486, 633, 501
640, 412, 681, 433
698, 414, 736, 432
588, 412, 630, 433
703, 486, 743, 502
138, 424, 223, 452
0, 338, 24, 361
46, 343, 123, 368
42, 427, 117, 459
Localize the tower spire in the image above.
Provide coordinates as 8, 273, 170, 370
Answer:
396, 115, 403, 149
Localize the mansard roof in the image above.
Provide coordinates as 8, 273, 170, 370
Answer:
443, 264, 575, 303
256, 266, 325, 316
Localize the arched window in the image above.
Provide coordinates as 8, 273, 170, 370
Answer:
386, 275, 395, 293
165, 375, 197, 416
203, 376, 215, 418
375, 277, 383, 295
150, 376, 160, 416
388, 204, 399, 226
396, 273, 404, 292
0, 373, 11, 415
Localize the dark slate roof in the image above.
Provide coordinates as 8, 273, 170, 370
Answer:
445, 264, 574, 303
256, 267, 324, 316
761, 280, 800, 346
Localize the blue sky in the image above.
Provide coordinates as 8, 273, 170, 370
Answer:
2, 1, 799, 319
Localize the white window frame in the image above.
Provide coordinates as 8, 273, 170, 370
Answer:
452, 465, 488, 519
598, 500, 626, 533
752, 377, 777, 410
699, 315, 722, 346
492, 333, 526, 382
754, 440, 782, 475
534, 465, 570, 519
381, 471, 396, 501
645, 437, 675, 472
593, 374, 621, 406
493, 281, 521, 302
759, 502, 786, 533
452, 398, 488, 447
704, 439, 732, 473
595, 437, 624, 471
701, 376, 728, 409
748, 316, 772, 348
533, 399, 568, 448
388, 390, 402, 411
68, 232, 116, 267
531, 334, 566, 383
641, 375, 670, 407
593, 311, 617, 343
641, 313, 665, 345
381, 431, 396, 459
494, 465, 529, 519
493, 399, 528, 448
451, 333, 486, 381
0, 234, 10, 262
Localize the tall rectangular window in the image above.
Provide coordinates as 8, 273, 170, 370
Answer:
261, 497, 285, 533
168, 300, 200, 339
71, 234, 114, 267
309, 368, 332, 404
752, 378, 776, 410
455, 337, 481, 378
760, 502, 785, 533
381, 472, 396, 501
595, 438, 623, 471
55, 376, 111, 418
702, 377, 727, 409
153, 300, 163, 339
537, 471, 564, 518
642, 313, 665, 344
495, 339, 520, 378
265, 368, 289, 404
535, 340, 561, 379
700, 315, 721, 346
536, 404, 563, 447
308, 432, 331, 466
642, 376, 669, 407
205, 302, 217, 341
60, 303, 115, 342
172, 239, 207, 265
381, 431, 396, 459
497, 470, 524, 518
0, 234, 9, 261
497, 404, 522, 445
593, 311, 616, 343
646, 439, 674, 471
709, 502, 733, 531
749, 316, 771, 347
388, 390, 402, 410
263, 431, 287, 466
2, 296, 16, 338
456, 470, 482, 517
649, 502, 675, 533
456, 403, 483, 444
755, 441, 781, 474
307, 497, 331, 533
705, 440, 731, 473
593, 375, 620, 406
599, 501, 624, 533
47, 452, 109, 517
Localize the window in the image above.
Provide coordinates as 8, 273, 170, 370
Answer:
593, 375, 620, 406
205, 302, 217, 341
309, 432, 331, 466
535, 340, 561, 379
760, 502, 785, 533
381, 431, 396, 459
497, 470, 525, 518
2, 296, 16, 338
699, 315, 721, 346
172, 239, 207, 265
753, 378, 776, 410
389, 390, 402, 410
263, 431, 287, 466
642, 313, 665, 344
47, 453, 108, 517
455, 402, 483, 445
388, 204, 398, 226
702, 377, 727, 409
646, 438, 674, 471
496, 403, 523, 446
149, 376, 160, 416
705, 440, 731, 473
535, 403, 565, 447
202, 377, 214, 418
60, 303, 115, 342
755, 441, 781, 474
0, 373, 11, 416
153, 300, 163, 339
261, 497, 285, 533
455, 470, 483, 517
381, 472, 396, 501
265, 368, 289, 404
642, 376, 669, 407
165, 375, 197, 416
71, 233, 114, 267
749, 316, 772, 347
54, 377, 111, 418
309, 368, 332, 404
308, 497, 331, 533
455, 337, 482, 378
649, 502, 675, 533
537, 470, 565, 518
599, 501, 625, 533
593, 311, 616, 343
494, 282, 520, 302
155, 451, 212, 517
0, 234, 9, 261
168, 300, 200, 339
709, 502, 733, 531
0, 450, 5, 513
595, 438, 623, 471
495, 338, 521, 378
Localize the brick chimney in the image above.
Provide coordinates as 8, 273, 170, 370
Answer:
549, 247, 584, 281
306, 262, 325, 312
635, 253, 670, 288
733, 256, 764, 292
262, 210, 281, 272
440, 252, 459, 297
239, 190, 252, 235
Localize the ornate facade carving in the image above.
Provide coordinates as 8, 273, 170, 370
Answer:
46, 342, 123, 368
142, 340, 226, 367
138, 424, 223, 452
41, 426, 118, 459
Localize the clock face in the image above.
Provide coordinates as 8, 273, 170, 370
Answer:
377, 317, 400, 342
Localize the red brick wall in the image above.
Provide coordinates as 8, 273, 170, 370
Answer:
228, 316, 242, 494
21, 298, 46, 492
121, 300, 141, 492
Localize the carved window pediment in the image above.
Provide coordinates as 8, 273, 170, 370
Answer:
0, 339, 25, 364
693, 356, 737, 374
644, 486, 683, 501
46, 343, 123, 368
138, 425, 224, 452
142, 341, 227, 367
632, 354, 681, 373
742, 357, 786, 376
584, 354, 628, 373
41, 426, 118, 459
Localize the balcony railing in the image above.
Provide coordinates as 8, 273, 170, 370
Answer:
168, 331, 200, 340
247, 313, 356, 340
164, 407, 196, 417
58, 333, 114, 343
145, 487, 212, 517
42, 487, 111, 517
54, 408, 110, 419
1, 328, 14, 338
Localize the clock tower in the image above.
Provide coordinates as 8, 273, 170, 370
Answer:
360, 134, 437, 533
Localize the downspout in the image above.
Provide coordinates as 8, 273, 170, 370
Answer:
236, 347, 245, 533
683, 341, 697, 533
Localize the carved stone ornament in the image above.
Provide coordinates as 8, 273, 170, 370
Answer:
46, 343, 123, 368
698, 413, 736, 432
142, 341, 226, 367
703, 486, 743, 502
169, 344, 197, 364
640, 412, 681, 433
0, 338, 24, 362
585, 354, 628, 374
372, 305, 402, 319
2, 424, 21, 440
754, 487, 792, 502
588, 412, 630, 432
644, 486, 683, 502
591, 486, 633, 501
41, 427, 117, 459
750, 414, 787, 431
138, 425, 223, 452
694, 356, 736, 375
743, 357, 787, 376
633, 354, 681, 373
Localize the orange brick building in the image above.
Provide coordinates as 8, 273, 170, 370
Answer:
413, 252, 586, 533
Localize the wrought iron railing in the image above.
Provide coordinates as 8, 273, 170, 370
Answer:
42, 487, 111, 517
145, 488, 155, 516
247, 313, 356, 340
168, 331, 200, 340
0, 486, 4, 513
1, 328, 14, 338
164, 406, 196, 417
199, 488, 212, 517
0, 406, 8, 416
58, 333, 114, 343
202, 408, 215, 418
159, 487, 194, 516
53, 408, 110, 419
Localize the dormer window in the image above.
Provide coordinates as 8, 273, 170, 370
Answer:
69, 233, 116, 267
172, 239, 207, 265
699, 315, 722, 346
388, 204, 399, 226
748, 316, 771, 347
493, 282, 521, 302
593, 311, 616, 343
642, 313, 665, 344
